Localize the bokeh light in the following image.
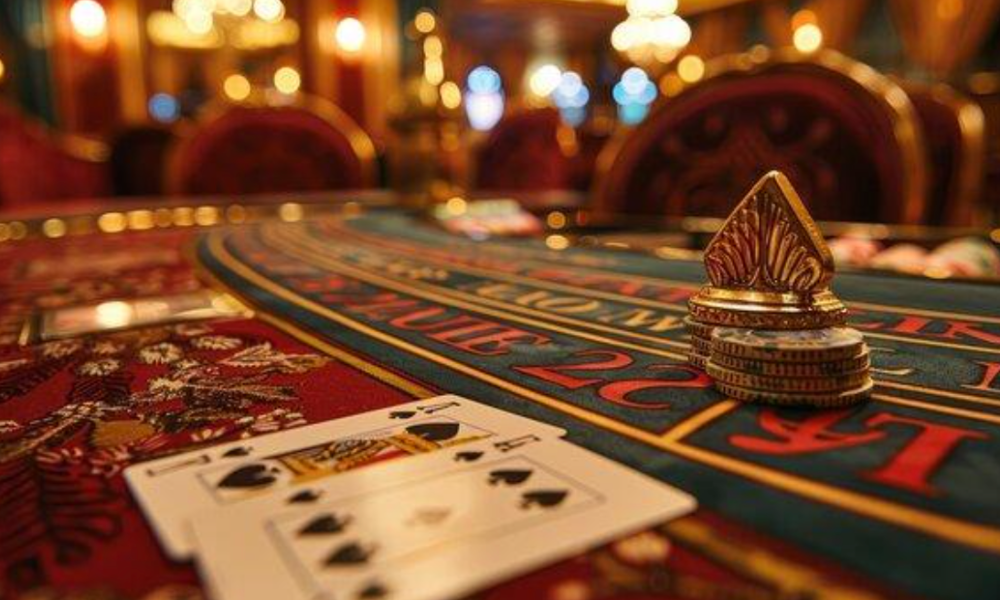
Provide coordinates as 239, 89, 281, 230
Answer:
529, 64, 562, 97
423, 36, 443, 58
414, 10, 436, 34
465, 65, 504, 131
440, 81, 462, 109
148, 93, 180, 123
793, 23, 823, 53
614, 67, 656, 125
552, 71, 589, 127
70, 0, 108, 38
274, 66, 301, 94
467, 66, 501, 95
677, 55, 704, 83
252, 0, 284, 23
335, 17, 366, 53
223, 73, 251, 100
424, 57, 444, 85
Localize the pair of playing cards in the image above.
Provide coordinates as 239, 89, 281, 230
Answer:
125, 395, 696, 600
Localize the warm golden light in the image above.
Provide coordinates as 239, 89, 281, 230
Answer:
545, 234, 570, 250
97, 212, 127, 233
612, 0, 689, 66
70, 0, 108, 38
793, 23, 823, 53
252, 0, 284, 23
273, 66, 301, 94
791, 9, 817, 29
677, 55, 704, 83
627, 0, 677, 15
440, 81, 462, 109
148, 11, 223, 49
0, 58, 6, 83
546, 212, 567, 229
185, 10, 213, 34
659, 72, 683, 97
529, 64, 561, 97
445, 197, 467, 215
424, 57, 444, 85
42, 218, 67, 238
335, 17, 366, 53
424, 36, 443, 59
936, 0, 964, 20
279, 202, 304, 222
223, 73, 251, 100
96, 301, 135, 328
414, 10, 436, 34
194, 206, 220, 226
221, 0, 252, 16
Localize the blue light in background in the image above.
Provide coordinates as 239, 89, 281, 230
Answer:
148, 93, 180, 123
467, 66, 502, 95
466, 66, 505, 131
613, 67, 656, 125
553, 70, 589, 127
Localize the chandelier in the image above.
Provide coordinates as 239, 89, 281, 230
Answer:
147, 0, 299, 51
611, 0, 691, 67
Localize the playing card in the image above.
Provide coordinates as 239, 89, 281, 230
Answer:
190, 437, 695, 600
124, 395, 564, 559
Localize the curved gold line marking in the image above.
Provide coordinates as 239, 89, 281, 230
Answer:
328, 221, 1000, 344
189, 239, 433, 399
203, 229, 1000, 556
263, 225, 690, 361
304, 223, 1000, 409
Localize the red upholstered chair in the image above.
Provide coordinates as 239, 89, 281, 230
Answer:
474, 108, 575, 191
0, 103, 111, 210
901, 82, 985, 226
169, 98, 376, 196
594, 49, 929, 224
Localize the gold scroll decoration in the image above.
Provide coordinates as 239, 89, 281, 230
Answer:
689, 171, 846, 330
704, 170, 833, 294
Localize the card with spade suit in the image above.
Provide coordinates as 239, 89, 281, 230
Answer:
124, 395, 565, 560
189, 437, 695, 600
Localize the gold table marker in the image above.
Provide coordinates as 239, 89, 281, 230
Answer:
688, 171, 847, 331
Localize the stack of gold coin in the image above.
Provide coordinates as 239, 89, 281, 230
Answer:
706, 327, 872, 407
684, 317, 714, 369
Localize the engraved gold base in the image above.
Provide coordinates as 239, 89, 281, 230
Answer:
688, 286, 847, 330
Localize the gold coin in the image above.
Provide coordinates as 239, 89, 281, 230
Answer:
709, 351, 870, 377
689, 334, 712, 356
688, 302, 847, 330
688, 349, 709, 369
714, 379, 874, 407
711, 327, 866, 363
707, 362, 871, 393
683, 316, 715, 339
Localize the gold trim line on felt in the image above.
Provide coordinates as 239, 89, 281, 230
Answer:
203, 229, 1000, 556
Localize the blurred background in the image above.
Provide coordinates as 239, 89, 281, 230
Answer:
1, 0, 1000, 244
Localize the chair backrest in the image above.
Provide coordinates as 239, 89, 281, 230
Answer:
902, 82, 985, 226
169, 98, 376, 196
109, 125, 177, 197
593, 49, 929, 224
0, 103, 110, 209
474, 107, 575, 191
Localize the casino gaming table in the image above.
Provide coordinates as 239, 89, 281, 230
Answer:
1, 203, 998, 600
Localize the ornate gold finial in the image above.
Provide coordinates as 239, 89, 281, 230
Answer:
704, 171, 834, 293
687, 171, 847, 331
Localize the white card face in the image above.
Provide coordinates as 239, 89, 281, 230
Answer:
190, 438, 696, 600
124, 395, 565, 560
